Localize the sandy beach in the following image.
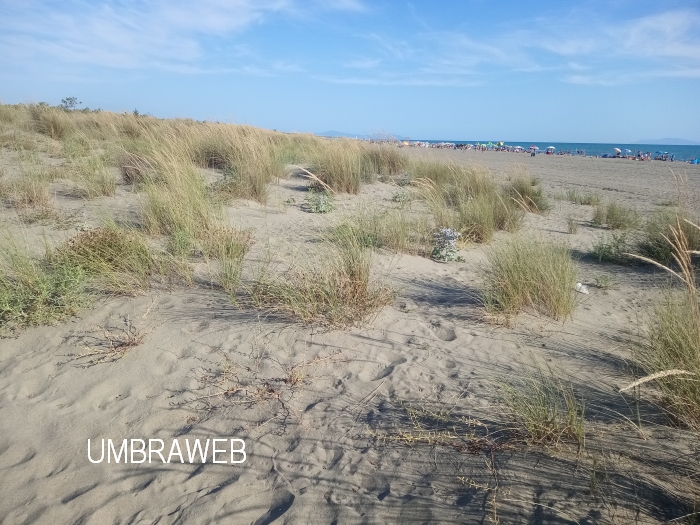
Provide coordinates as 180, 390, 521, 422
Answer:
2, 112, 700, 524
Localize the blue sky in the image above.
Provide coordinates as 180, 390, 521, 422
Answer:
1, 0, 699, 142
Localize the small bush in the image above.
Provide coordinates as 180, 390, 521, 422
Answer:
54, 227, 166, 293
483, 236, 578, 321
593, 274, 615, 289
301, 188, 335, 213
506, 176, 550, 213
0, 237, 89, 331
431, 228, 463, 262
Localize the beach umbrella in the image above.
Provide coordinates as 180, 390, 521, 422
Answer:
546, 146, 555, 150
529, 145, 539, 150
613, 148, 621, 153
623, 149, 632, 153
655, 151, 667, 155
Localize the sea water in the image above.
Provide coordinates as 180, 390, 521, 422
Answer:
415, 141, 700, 162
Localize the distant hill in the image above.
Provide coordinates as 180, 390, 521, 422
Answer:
635, 138, 700, 146
316, 130, 408, 140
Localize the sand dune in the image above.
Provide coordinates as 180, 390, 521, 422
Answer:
1, 126, 699, 524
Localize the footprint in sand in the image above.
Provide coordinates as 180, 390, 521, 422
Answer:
429, 321, 457, 341
252, 488, 295, 525
359, 355, 407, 382
184, 320, 210, 333
0, 444, 36, 469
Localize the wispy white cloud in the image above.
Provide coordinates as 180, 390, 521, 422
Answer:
315, 0, 366, 12
0, 0, 349, 75
316, 75, 482, 87
344, 58, 381, 69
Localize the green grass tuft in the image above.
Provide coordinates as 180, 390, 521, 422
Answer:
483, 236, 578, 321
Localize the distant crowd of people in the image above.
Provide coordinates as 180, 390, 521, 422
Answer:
363, 139, 695, 162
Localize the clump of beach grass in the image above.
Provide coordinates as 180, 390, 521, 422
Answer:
0, 168, 52, 208
200, 227, 253, 293
53, 226, 179, 294
624, 218, 700, 430
482, 236, 578, 321
505, 175, 550, 213
333, 206, 433, 256
592, 201, 640, 230
566, 189, 601, 206
637, 210, 700, 264
251, 227, 394, 326
28, 103, 74, 140
497, 361, 586, 447
415, 167, 523, 244
591, 232, 633, 264
190, 124, 285, 204
307, 138, 377, 194
68, 155, 117, 198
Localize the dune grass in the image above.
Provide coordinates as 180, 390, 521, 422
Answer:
199, 227, 253, 293
307, 139, 376, 194
190, 124, 285, 204
415, 168, 523, 244
591, 232, 633, 264
0, 166, 52, 209
637, 210, 700, 263
483, 236, 578, 321
251, 227, 394, 326
27, 104, 74, 140
53, 227, 161, 294
505, 175, 550, 213
497, 361, 586, 447
67, 155, 117, 198
333, 206, 433, 256
592, 201, 640, 230
566, 189, 601, 206
627, 219, 700, 430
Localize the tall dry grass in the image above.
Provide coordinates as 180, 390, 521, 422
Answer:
497, 361, 586, 447
251, 227, 394, 326
625, 219, 700, 429
483, 236, 578, 321
333, 206, 433, 256
307, 138, 375, 194
415, 166, 523, 244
